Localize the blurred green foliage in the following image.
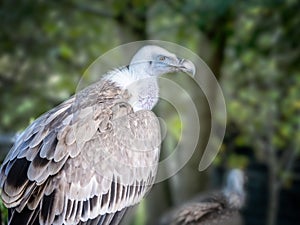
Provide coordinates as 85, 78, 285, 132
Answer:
0, 0, 299, 224
222, 0, 300, 165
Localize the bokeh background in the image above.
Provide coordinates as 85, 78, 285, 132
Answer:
1, 0, 300, 225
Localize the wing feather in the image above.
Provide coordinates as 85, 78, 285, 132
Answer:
161, 201, 222, 225
39, 131, 57, 159
0, 81, 161, 225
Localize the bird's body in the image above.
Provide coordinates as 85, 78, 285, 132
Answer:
159, 169, 246, 225
0, 45, 195, 225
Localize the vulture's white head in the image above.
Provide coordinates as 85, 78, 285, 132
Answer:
129, 45, 195, 78
223, 169, 246, 209
106, 45, 196, 111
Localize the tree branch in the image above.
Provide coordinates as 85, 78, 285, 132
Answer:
53, 0, 115, 18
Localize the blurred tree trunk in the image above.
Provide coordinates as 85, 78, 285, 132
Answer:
146, 3, 233, 224
196, 11, 231, 185
168, 4, 232, 200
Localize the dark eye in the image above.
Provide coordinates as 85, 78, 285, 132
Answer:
159, 56, 166, 61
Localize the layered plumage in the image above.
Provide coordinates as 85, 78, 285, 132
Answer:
159, 169, 246, 225
0, 45, 195, 225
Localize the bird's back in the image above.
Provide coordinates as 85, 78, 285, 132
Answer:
0, 80, 161, 225
159, 194, 243, 225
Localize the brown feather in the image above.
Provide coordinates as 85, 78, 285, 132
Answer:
0, 80, 161, 225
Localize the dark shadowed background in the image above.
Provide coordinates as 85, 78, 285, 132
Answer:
1, 1, 300, 225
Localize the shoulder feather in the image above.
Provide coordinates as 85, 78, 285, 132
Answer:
0, 80, 161, 225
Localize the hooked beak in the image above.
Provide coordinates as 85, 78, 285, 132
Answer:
176, 58, 196, 76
